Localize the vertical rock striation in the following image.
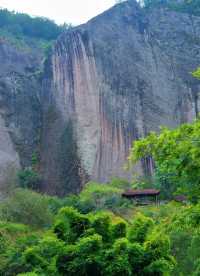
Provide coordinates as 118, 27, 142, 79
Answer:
41, 0, 200, 194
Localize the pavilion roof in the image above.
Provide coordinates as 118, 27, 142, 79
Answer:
122, 189, 160, 197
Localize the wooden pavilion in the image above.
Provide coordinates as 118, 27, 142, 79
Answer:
122, 189, 160, 205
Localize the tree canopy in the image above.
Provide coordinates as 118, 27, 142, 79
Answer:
0, 8, 68, 41
129, 119, 200, 202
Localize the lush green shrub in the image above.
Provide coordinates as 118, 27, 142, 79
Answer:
127, 243, 145, 275
53, 207, 90, 242
0, 205, 176, 276
164, 204, 200, 275
144, 258, 175, 275
110, 217, 127, 240
0, 221, 29, 234
0, 222, 30, 258
193, 259, 200, 276
103, 250, 132, 276
18, 168, 41, 190
0, 231, 40, 275
109, 178, 131, 189
78, 181, 131, 214
57, 234, 102, 276
128, 213, 154, 243
0, 189, 53, 228
188, 232, 200, 267
128, 119, 200, 202
102, 238, 132, 276
90, 212, 111, 242
23, 247, 47, 269
23, 235, 65, 275
79, 182, 121, 210
56, 245, 76, 275
55, 208, 174, 275
74, 234, 102, 275
144, 233, 171, 260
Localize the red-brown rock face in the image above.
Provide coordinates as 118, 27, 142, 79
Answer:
41, 0, 200, 194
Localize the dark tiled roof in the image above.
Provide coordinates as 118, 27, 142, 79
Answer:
122, 189, 160, 197
174, 195, 187, 202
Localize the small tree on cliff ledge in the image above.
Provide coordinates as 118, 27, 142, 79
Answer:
192, 67, 200, 79
128, 119, 200, 202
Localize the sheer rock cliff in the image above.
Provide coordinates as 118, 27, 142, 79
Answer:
1, 0, 200, 194
0, 39, 42, 189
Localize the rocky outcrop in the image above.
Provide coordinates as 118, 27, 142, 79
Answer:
0, 39, 42, 189
41, 0, 200, 194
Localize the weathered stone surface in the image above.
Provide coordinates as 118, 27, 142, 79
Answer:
0, 114, 20, 188
41, 0, 200, 194
0, 39, 42, 190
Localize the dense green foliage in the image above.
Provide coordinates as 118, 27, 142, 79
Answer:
141, 202, 200, 275
0, 201, 175, 275
17, 153, 41, 190
0, 179, 200, 275
0, 8, 65, 41
0, 8, 71, 53
75, 180, 131, 214
0, 189, 53, 228
192, 67, 200, 79
129, 119, 200, 202
17, 168, 41, 190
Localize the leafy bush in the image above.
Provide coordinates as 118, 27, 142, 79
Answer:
110, 217, 127, 240
18, 168, 41, 190
0, 204, 175, 275
44, 181, 132, 216
57, 234, 103, 276
53, 208, 174, 276
90, 212, 111, 242
22, 235, 65, 275
77, 181, 131, 214
0, 189, 53, 228
128, 213, 154, 243
53, 207, 90, 242
144, 233, 171, 260
0, 228, 40, 275
102, 238, 132, 276
109, 178, 131, 189
127, 243, 145, 275
129, 119, 200, 202
144, 258, 175, 275
137, 202, 200, 275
